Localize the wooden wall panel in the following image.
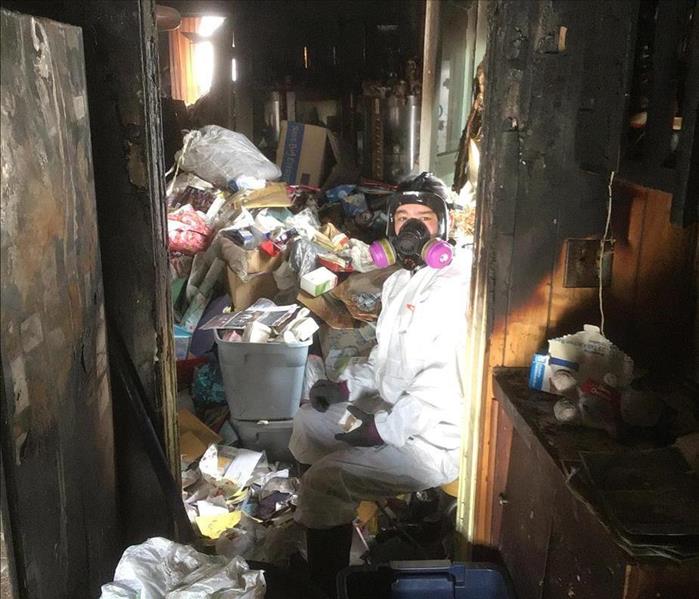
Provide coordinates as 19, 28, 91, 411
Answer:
2, 0, 185, 565
488, 402, 513, 546
472, 0, 697, 552
0, 10, 118, 597
628, 189, 696, 372
606, 184, 647, 350
498, 430, 555, 599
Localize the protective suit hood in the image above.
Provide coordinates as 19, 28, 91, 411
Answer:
369, 190, 453, 271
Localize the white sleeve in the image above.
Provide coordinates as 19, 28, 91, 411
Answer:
338, 344, 379, 402
373, 334, 457, 447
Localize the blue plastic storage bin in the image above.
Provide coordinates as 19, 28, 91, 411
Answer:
174, 325, 192, 360
338, 561, 515, 599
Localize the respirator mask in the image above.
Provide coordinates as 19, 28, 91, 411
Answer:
369, 190, 454, 271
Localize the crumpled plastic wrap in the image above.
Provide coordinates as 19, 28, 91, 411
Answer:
178, 125, 281, 187
284, 207, 321, 240
348, 238, 377, 273
99, 537, 265, 599
216, 517, 305, 567
288, 238, 325, 278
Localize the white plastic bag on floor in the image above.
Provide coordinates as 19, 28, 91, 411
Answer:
99, 537, 265, 599
178, 126, 281, 187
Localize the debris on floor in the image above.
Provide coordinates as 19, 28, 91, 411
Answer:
99, 537, 266, 598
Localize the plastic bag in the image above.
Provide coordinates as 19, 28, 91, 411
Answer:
235, 175, 266, 191
284, 207, 321, 240
288, 238, 325, 278
99, 537, 265, 599
302, 354, 327, 402
253, 209, 287, 235
168, 205, 212, 255
348, 238, 377, 273
272, 261, 300, 306
165, 172, 214, 208
178, 126, 281, 187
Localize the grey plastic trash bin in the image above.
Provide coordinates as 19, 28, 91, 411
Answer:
215, 330, 311, 420
231, 417, 294, 462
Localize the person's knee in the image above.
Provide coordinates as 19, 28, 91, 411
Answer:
303, 458, 346, 496
292, 403, 314, 432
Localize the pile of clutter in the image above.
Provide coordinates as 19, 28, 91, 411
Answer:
168, 125, 473, 356
168, 125, 401, 362
164, 122, 474, 567
180, 439, 303, 563
530, 324, 699, 443
168, 122, 472, 439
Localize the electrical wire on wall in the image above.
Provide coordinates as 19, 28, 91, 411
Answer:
598, 170, 615, 337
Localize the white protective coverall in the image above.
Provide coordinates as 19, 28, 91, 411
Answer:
290, 248, 471, 529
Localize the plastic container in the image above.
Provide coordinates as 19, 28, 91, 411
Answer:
174, 325, 192, 360
176, 356, 208, 387
215, 331, 311, 420
337, 561, 515, 599
231, 417, 294, 462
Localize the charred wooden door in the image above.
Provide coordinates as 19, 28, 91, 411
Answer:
0, 9, 118, 598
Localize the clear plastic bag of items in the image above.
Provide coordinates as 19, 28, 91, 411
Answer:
178, 125, 281, 187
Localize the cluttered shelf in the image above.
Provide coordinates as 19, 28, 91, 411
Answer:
493, 367, 657, 466
493, 367, 699, 564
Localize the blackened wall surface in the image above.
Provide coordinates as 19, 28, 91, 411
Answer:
1, 0, 179, 555
0, 9, 119, 597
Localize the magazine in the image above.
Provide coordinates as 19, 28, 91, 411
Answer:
201, 298, 300, 331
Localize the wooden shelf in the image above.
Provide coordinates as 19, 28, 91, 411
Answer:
492, 368, 699, 599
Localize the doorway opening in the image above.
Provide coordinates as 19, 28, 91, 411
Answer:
157, 0, 489, 570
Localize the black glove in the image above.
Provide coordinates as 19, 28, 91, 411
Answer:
309, 379, 349, 412
334, 405, 384, 447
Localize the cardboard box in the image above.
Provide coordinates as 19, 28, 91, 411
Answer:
528, 325, 634, 396
276, 121, 329, 187
226, 268, 278, 311
300, 266, 338, 297
220, 237, 284, 279
178, 408, 222, 465
297, 291, 356, 331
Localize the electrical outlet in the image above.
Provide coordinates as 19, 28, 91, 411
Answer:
564, 239, 613, 288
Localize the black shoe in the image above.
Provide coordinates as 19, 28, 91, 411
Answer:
306, 523, 354, 599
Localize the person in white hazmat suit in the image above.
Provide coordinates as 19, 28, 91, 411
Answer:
289, 172, 470, 597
